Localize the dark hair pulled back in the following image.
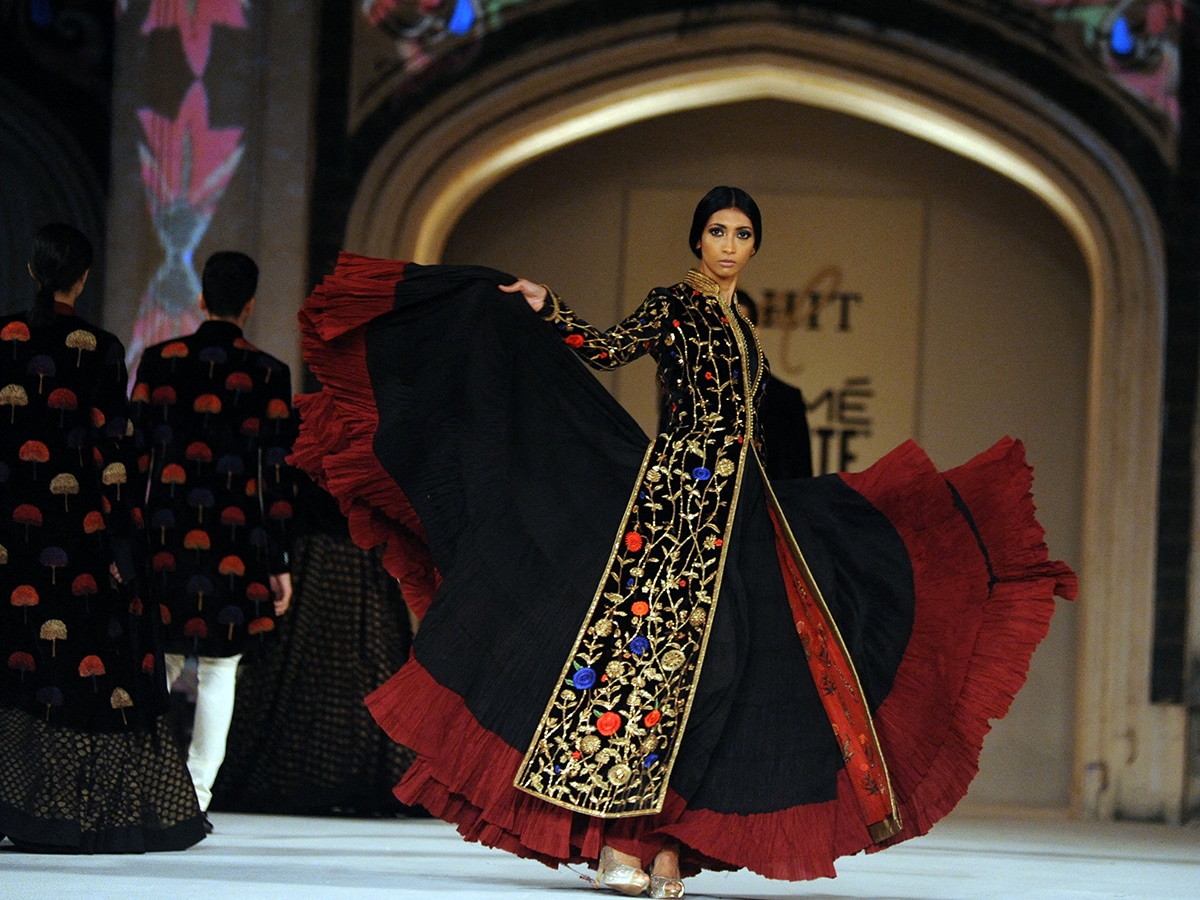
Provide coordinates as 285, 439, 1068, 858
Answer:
201, 251, 259, 318
28, 223, 93, 328
688, 186, 763, 259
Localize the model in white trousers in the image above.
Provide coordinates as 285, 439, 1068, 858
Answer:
165, 653, 242, 812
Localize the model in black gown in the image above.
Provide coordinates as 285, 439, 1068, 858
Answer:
290, 188, 1076, 889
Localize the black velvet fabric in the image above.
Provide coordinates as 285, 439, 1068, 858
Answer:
367, 268, 643, 745
760, 375, 815, 479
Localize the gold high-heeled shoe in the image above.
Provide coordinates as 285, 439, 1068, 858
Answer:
595, 846, 650, 896
647, 872, 685, 898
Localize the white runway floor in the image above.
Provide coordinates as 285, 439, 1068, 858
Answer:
2, 810, 1197, 900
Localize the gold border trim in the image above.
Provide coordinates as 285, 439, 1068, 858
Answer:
756, 452, 901, 832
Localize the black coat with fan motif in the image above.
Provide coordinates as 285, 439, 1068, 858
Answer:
132, 320, 296, 658
0, 307, 165, 731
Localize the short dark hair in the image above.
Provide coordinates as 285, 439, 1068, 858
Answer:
28, 223, 93, 328
202, 251, 259, 318
689, 186, 763, 259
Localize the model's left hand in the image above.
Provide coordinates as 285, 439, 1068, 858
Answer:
270, 572, 293, 616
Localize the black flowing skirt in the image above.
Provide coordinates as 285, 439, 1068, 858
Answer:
210, 533, 416, 815
292, 254, 1076, 881
0, 707, 205, 853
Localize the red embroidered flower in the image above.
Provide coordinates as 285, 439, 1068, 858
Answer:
624, 532, 643, 552
565, 334, 584, 348
631, 601, 649, 617
644, 710, 661, 727
714, 538, 723, 546
705, 371, 714, 380
596, 712, 622, 736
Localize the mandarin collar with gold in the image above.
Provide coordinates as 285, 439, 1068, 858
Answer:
683, 268, 721, 297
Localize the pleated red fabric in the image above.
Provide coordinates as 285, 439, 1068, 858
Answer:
291, 254, 440, 616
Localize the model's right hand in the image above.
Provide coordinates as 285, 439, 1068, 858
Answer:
499, 278, 548, 312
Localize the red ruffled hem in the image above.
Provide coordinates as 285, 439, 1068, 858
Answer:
843, 438, 1076, 846
369, 658, 868, 881
290, 253, 440, 616
365, 438, 1074, 881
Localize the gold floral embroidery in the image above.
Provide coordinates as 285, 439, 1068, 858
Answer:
513, 274, 765, 816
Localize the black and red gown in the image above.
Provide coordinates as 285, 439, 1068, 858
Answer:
291, 254, 1076, 881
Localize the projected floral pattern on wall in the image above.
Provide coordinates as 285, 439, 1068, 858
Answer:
116, 0, 249, 374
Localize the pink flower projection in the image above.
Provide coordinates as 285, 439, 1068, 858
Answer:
137, 81, 244, 214
141, 0, 250, 77
125, 3, 252, 376
128, 80, 244, 374
1031, 0, 1182, 125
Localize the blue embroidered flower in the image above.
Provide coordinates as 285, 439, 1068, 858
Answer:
644, 754, 659, 769
626, 578, 635, 588
572, 667, 597, 690
692, 466, 712, 481
629, 635, 650, 656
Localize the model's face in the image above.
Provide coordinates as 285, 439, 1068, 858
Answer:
695, 208, 756, 286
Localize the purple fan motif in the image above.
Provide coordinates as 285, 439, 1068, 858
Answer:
264, 446, 288, 484
39, 546, 68, 584
200, 345, 228, 378
27, 354, 56, 393
187, 487, 215, 523
154, 423, 173, 450
108, 617, 125, 639
216, 454, 244, 490
35, 686, 64, 720
150, 508, 176, 544
66, 427, 87, 466
187, 574, 214, 612
217, 604, 245, 641
105, 415, 128, 440
256, 356, 281, 384
248, 526, 268, 560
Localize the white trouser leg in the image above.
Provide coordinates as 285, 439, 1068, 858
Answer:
186, 654, 242, 811
164, 652, 186, 695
